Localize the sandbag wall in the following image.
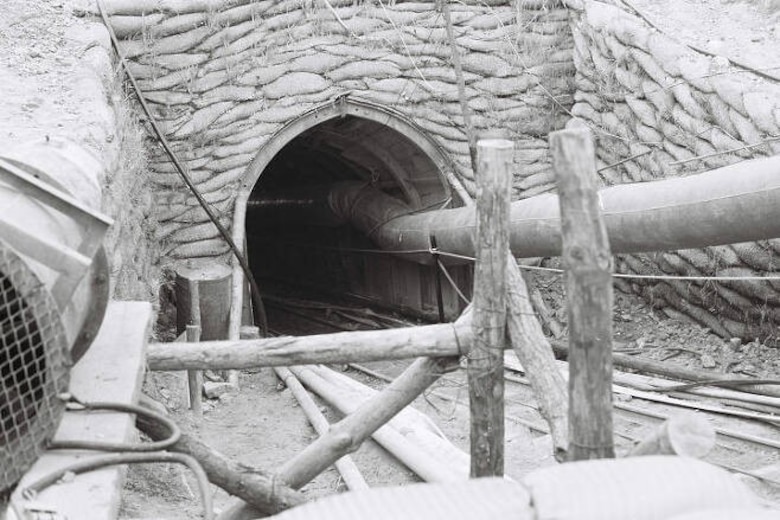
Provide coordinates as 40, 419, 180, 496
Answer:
567, 1, 780, 341
98, 0, 575, 260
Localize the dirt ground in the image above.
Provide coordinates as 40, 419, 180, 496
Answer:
1, 0, 779, 519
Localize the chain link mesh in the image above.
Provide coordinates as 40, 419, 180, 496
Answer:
0, 241, 70, 493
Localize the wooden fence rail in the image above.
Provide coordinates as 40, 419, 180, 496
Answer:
147, 322, 471, 370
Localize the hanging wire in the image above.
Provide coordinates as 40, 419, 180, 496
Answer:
96, 0, 269, 335
437, 261, 471, 305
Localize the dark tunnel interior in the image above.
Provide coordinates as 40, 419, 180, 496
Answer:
246, 115, 472, 321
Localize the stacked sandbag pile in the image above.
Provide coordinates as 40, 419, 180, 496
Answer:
567, 1, 780, 342
98, 0, 575, 260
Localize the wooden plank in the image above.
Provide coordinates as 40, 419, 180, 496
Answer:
468, 138, 512, 477
550, 127, 615, 461
391, 259, 422, 313
13, 302, 151, 519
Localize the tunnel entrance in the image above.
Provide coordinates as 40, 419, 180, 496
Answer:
244, 99, 472, 322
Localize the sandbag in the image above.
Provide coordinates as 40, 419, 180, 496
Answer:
524, 456, 758, 520
267, 478, 533, 520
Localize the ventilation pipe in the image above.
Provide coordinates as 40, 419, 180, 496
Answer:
250, 155, 780, 261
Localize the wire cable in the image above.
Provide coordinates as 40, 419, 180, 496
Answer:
21, 452, 213, 520
48, 395, 180, 452
96, 0, 268, 336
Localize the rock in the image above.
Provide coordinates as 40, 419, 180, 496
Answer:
700, 353, 718, 369
204, 381, 235, 399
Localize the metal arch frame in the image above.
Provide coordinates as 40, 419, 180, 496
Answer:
238, 97, 457, 200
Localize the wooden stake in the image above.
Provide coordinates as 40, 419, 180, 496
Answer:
278, 356, 459, 489
445, 158, 569, 459
551, 127, 615, 461
185, 325, 203, 417
468, 138, 512, 477
274, 367, 369, 491
629, 413, 716, 458
147, 322, 469, 370
187, 279, 203, 417
227, 191, 250, 390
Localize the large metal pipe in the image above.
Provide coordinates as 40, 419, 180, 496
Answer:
249, 155, 780, 262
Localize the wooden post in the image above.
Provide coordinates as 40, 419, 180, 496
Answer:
278, 356, 459, 489
468, 138, 512, 477
227, 192, 250, 391
175, 259, 232, 341
551, 128, 615, 461
445, 165, 569, 458
187, 280, 203, 417
185, 325, 203, 416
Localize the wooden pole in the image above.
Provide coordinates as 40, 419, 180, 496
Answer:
227, 190, 250, 390
274, 367, 369, 491
185, 325, 203, 417
146, 322, 470, 371
551, 127, 615, 461
278, 356, 459, 489
505, 265, 569, 458
290, 365, 469, 482
550, 339, 780, 399
444, 160, 569, 458
187, 280, 203, 417
468, 138, 511, 477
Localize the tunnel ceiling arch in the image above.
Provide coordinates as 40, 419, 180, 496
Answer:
242, 99, 454, 209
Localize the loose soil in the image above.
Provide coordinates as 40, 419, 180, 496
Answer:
1, 0, 778, 519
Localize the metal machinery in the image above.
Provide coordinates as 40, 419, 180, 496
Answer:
0, 141, 112, 493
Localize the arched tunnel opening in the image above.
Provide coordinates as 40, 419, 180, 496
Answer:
246, 110, 473, 326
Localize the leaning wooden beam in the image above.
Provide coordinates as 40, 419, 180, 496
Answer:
136, 398, 305, 516
447, 163, 569, 458
505, 265, 569, 458
291, 365, 468, 483
146, 322, 470, 370
550, 340, 780, 399
278, 356, 460, 489
274, 367, 369, 491
552, 127, 615, 461
468, 138, 511, 477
